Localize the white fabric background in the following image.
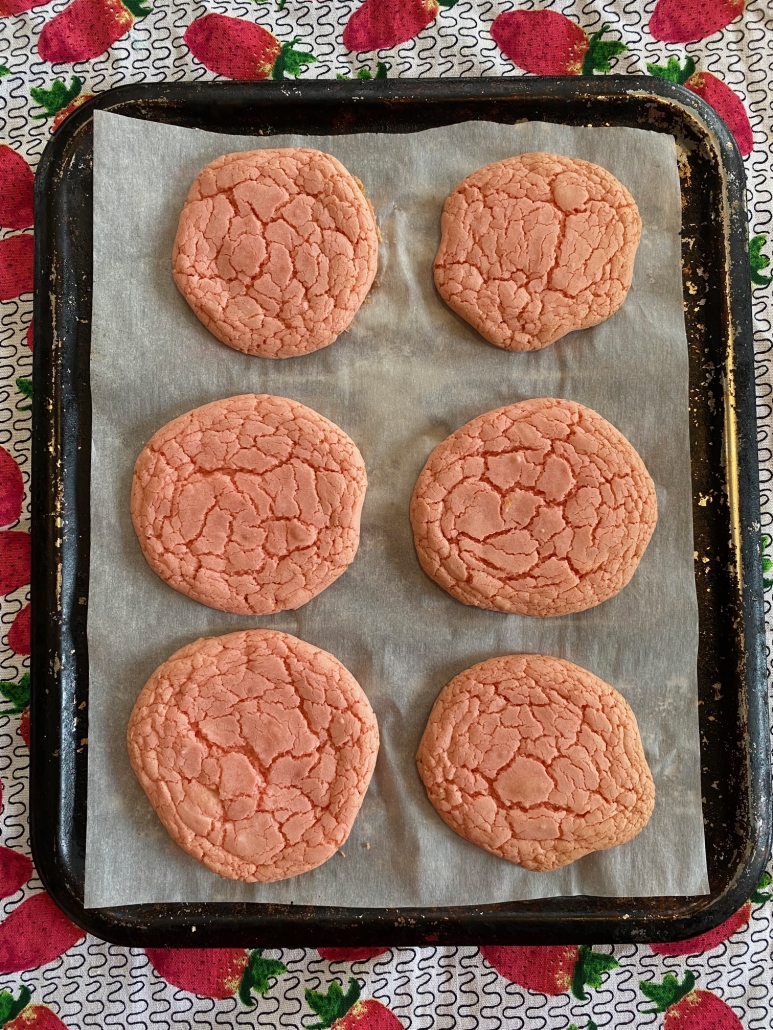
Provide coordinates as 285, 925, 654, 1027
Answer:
0, 2, 770, 1027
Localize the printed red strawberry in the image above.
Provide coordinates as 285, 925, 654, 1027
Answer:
184, 14, 316, 80
0, 236, 33, 302
0, 0, 49, 14
650, 0, 744, 44
38, 0, 151, 65
0, 847, 33, 900
0, 892, 84, 973
0, 532, 30, 595
0, 448, 23, 528
6, 1002, 69, 1030
651, 872, 771, 955
640, 972, 742, 1030
26, 322, 33, 350
1, 988, 69, 1030
305, 978, 404, 1029
647, 56, 753, 155
343, 0, 459, 53
146, 948, 286, 1004
31, 77, 95, 131
491, 12, 626, 76
0, 148, 33, 231
318, 948, 390, 962
19, 708, 29, 749
8, 605, 30, 656
480, 944, 618, 998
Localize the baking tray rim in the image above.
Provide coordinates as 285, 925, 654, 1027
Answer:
29, 76, 771, 947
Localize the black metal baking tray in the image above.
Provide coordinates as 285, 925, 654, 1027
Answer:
30, 78, 770, 947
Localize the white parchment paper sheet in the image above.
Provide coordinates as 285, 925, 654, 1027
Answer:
85, 111, 708, 908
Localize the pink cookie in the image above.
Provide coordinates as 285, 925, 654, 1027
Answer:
131, 394, 367, 615
128, 629, 379, 882
173, 148, 379, 358
416, 654, 655, 872
434, 152, 642, 351
410, 398, 657, 617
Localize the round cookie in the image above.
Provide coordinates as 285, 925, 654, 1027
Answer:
416, 654, 655, 872
131, 394, 367, 615
127, 629, 379, 882
173, 148, 379, 358
434, 152, 642, 351
410, 397, 657, 617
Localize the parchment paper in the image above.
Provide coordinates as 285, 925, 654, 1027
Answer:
85, 111, 709, 908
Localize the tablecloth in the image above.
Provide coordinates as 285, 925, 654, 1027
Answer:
0, 2, 771, 1027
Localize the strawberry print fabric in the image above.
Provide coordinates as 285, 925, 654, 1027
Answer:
1, 1, 772, 1027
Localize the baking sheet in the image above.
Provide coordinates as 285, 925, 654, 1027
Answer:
84, 110, 708, 908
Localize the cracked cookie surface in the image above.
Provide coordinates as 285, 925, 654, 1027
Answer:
410, 398, 657, 617
173, 148, 379, 358
434, 152, 642, 351
416, 653, 654, 871
128, 629, 379, 882
131, 394, 367, 615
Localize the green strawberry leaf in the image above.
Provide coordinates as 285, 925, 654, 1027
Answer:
305, 978, 361, 1029
276, 0, 287, 8
582, 25, 627, 75
749, 234, 772, 286
0, 986, 31, 1026
0, 673, 31, 716
640, 971, 696, 1013
16, 378, 32, 412
30, 76, 83, 119
122, 0, 152, 19
282, 49, 317, 77
339, 62, 387, 81
0, 65, 10, 78
751, 871, 773, 903
646, 56, 696, 86
272, 39, 317, 80
762, 535, 773, 591
571, 945, 619, 1001
569, 1022, 598, 1030
437, 0, 460, 7
238, 948, 287, 1007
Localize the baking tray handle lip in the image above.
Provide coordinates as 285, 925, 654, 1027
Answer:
30, 83, 93, 937
17, 880, 773, 950
38, 75, 742, 163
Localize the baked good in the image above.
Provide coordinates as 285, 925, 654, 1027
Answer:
434, 152, 642, 351
127, 629, 379, 882
416, 653, 655, 871
173, 148, 378, 357
410, 397, 656, 617
131, 394, 367, 615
